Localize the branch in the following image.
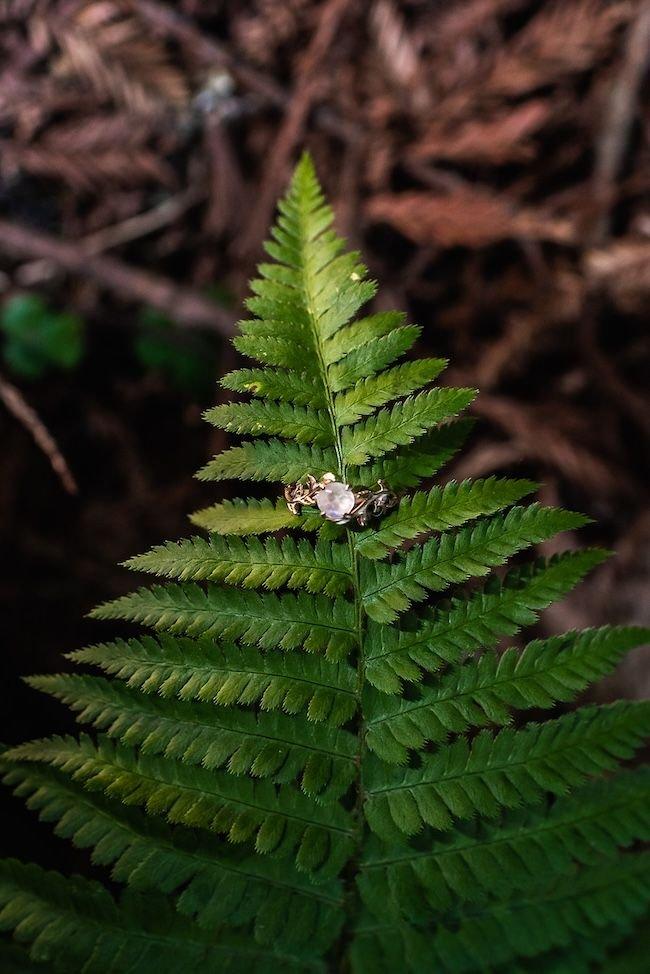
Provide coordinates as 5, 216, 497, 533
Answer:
78, 187, 205, 256
17, 188, 206, 286
0, 373, 77, 494
0, 218, 235, 336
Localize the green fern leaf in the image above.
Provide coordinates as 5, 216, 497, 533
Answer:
334, 359, 448, 427
341, 387, 476, 465
233, 333, 312, 370
26, 675, 356, 800
0, 942, 43, 973
0, 860, 326, 971
323, 311, 407, 364
361, 505, 589, 623
69, 635, 358, 725
3, 153, 649, 972
364, 549, 610, 692
190, 497, 322, 535
328, 326, 421, 392
91, 585, 356, 661
604, 923, 650, 974
197, 440, 340, 485
221, 367, 327, 407
364, 702, 650, 838
365, 626, 650, 762
205, 400, 335, 446
359, 769, 650, 917
353, 853, 650, 973
124, 536, 352, 596
1, 759, 343, 949
353, 419, 475, 489
356, 476, 537, 558
7, 736, 355, 876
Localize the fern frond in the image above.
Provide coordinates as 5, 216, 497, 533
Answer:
1, 760, 343, 949
124, 536, 352, 597
26, 674, 356, 800
197, 441, 340, 485
493, 933, 628, 974
356, 476, 537, 559
204, 401, 335, 446
3, 153, 648, 970
604, 922, 650, 974
323, 311, 407, 365
190, 497, 322, 536
365, 626, 650, 762
0, 942, 41, 972
233, 333, 317, 371
334, 358, 447, 426
69, 635, 358, 725
252, 248, 363, 299
221, 367, 327, 407
360, 769, 650, 916
251, 250, 376, 343
7, 737, 355, 876
361, 505, 589, 623
341, 387, 476, 465
352, 852, 650, 974
328, 326, 421, 392
0, 860, 325, 972
91, 585, 356, 660
450, 853, 650, 969
354, 420, 475, 489
364, 549, 610, 692
364, 702, 650, 838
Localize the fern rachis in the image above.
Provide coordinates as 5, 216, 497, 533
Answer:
1, 154, 649, 973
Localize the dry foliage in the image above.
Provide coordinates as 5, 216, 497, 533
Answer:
0, 0, 189, 192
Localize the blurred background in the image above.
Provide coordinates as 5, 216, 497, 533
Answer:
0, 0, 648, 867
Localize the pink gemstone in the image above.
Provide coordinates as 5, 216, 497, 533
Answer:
316, 481, 355, 521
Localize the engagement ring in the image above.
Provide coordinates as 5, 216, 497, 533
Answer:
285, 473, 398, 527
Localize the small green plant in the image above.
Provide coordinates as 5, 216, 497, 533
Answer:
1, 156, 649, 972
1, 294, 84, 379
134, 307, 218, 395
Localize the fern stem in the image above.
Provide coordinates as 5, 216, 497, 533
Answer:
293, 177, 366, 966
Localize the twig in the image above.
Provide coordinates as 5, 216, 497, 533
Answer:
202, 121, 244, 238
584, 2, 650, 428
236, 0, 354, 259
77, 186, 206, 256
590, 0, 650, 244
17, 187, 206, 285
0, 218, 235, 335
0, 372, 77, 494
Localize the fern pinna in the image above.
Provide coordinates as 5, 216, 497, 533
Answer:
2, 155, 649, 974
